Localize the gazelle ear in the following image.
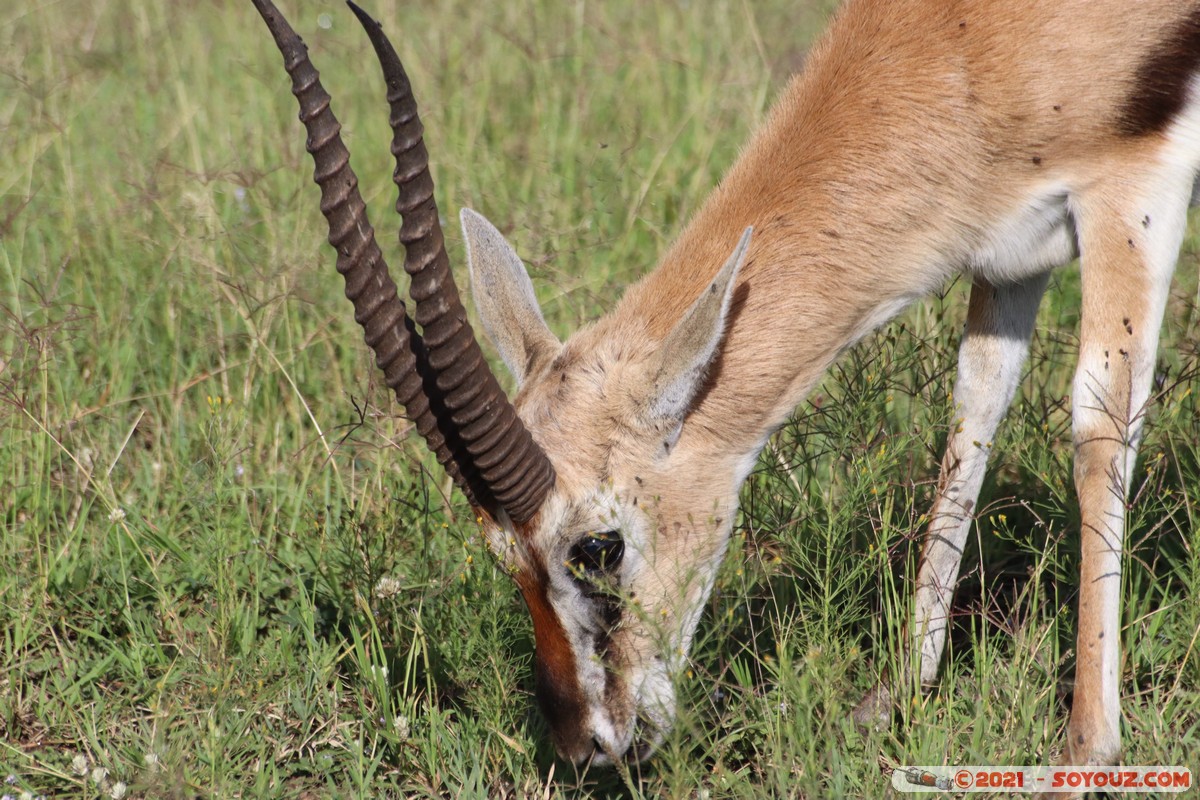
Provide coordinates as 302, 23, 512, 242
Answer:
646, 227, 752, 423
461, 208, 562, 387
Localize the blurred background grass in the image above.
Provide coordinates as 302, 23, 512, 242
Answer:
1, 0, 1197, 797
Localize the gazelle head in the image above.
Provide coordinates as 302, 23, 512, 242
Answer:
253, 0, 751, 765
462, 209, 752, 763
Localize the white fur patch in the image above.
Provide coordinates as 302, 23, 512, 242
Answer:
968, 182, 1078, 283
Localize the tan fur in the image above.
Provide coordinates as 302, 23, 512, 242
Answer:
466, 0, 1200, 770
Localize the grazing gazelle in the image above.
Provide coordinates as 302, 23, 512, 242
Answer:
253, 0, 1200, 769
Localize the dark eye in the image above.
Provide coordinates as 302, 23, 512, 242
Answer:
567, 530, 624, 576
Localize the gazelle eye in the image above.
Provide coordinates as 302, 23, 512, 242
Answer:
567, 530, 624, 576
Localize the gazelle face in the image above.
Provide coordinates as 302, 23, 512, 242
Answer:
463, 210, 752, 764
484, 345, 735, 764
480, 336, 742, 764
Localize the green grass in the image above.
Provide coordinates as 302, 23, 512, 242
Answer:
2, 0, 1198, 797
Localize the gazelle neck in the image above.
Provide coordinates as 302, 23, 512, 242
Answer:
615, 90, 945, 481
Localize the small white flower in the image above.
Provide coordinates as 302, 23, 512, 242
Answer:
144, 751, 160, 770
108, 507, 126, 523
317, 12, 332, 29
110, 781, 127, 799
233, 187, 249, 213
71, 755, 88, 776
90, 766, 108, 785
234, 464, 245, 478
394, 714, 410, 740
373, 576, 403, 600
20, 792, 33, 800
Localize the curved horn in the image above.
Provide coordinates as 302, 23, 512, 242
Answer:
252, 0, 555, 524
251, 0, 486, 507
347, 1, 556, 524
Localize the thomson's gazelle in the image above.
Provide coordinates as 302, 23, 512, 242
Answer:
253, 0, 1200, 770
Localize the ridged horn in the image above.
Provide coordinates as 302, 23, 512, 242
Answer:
251, 0, 487, 506
251, 0, 555, 524
346, 1, 556, 524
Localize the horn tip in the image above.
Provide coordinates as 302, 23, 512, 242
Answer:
346, 0, 377, 28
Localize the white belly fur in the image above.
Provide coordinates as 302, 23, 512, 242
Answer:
967, 184, 1078, 283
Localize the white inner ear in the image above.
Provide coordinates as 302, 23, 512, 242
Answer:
648, 226, 753, 422
461, 208, 561, 386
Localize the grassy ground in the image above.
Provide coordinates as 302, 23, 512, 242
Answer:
2, 0, 1198, 797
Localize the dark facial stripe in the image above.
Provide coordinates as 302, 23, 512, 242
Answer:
1117, 7, 1200, 137
515, 566, 591, 759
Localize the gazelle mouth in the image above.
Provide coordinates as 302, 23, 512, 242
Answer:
586, 736, 618, 767
586, 736, 654, 767
627, 737, 656, 763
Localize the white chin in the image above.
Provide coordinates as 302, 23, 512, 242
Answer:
587, 726, 667, 766
586, 694, 675, 766
634, 665, 677, 737
584, 663, 679, 766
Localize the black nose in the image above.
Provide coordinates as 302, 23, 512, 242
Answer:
535, 660, 593, 763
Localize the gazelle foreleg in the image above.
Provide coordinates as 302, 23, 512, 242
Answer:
1065, 170, 1189, 766
854, 273, 1049, 725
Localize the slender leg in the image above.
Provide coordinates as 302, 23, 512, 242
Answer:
854, 272, 1048, 725
914, 273, 1052, 687
1064, 172, 1187, 766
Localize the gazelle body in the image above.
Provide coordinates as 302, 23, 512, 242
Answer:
255, 0, 1200, 773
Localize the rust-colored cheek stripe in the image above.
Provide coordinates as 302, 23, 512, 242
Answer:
517, 570, 577, 687
516, 562, 590, 749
